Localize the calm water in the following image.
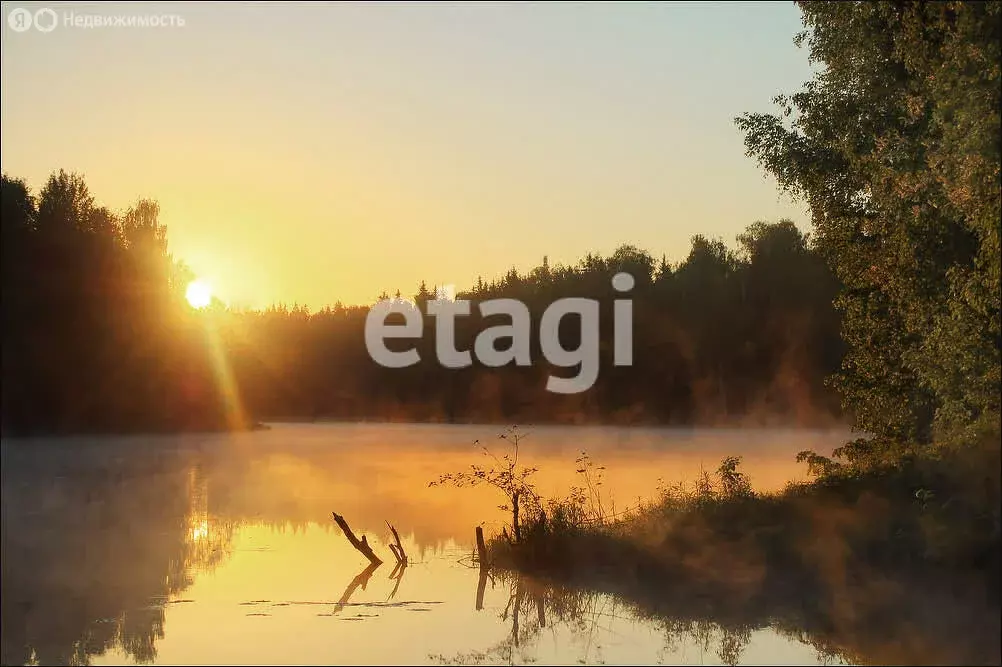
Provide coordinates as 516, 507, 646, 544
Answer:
0, 423, 987, 665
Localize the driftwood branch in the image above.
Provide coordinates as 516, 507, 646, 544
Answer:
385, 521, 408, 565
332, 512, 382, 565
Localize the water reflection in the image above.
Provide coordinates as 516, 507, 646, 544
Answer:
450, 564, 1000, 666
444, 570, 833, 666
332, 563, 381, 616
0, 439, 213, 665
1, 425, 996, 665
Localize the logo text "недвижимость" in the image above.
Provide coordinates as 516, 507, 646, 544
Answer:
7, 8, 185, 33
365, 273, 636, 394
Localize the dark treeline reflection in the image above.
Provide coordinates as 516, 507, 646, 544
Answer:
0, 439, 233, 666
437, 568, 999, 666
1, 170, 844, 433
0, 429, 507, 665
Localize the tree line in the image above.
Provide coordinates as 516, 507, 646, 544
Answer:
1, 170, 844, 433
221, 223, 842, 425
2, 171, 231, 434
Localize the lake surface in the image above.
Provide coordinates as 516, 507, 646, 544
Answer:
0, 423, 990, 665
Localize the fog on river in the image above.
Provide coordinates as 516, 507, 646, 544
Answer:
0, 423, 928, 665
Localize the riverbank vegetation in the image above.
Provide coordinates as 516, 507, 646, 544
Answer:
478, 434, 1000, 600
429, 424, 999, 664
435, 2, 1000, 663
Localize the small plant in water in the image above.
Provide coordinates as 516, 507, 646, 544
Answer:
430, 425, 541, 543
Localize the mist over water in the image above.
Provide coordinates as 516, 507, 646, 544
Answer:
6, 423, 991, 666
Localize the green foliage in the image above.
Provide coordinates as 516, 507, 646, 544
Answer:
736, 1, 1001, 456
795, 449, 845, 479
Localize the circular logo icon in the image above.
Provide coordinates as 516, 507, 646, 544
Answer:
33, 7, 58, 32
7, 7, 32, 32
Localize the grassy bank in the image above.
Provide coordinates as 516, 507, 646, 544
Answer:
471, 432, 1000, 664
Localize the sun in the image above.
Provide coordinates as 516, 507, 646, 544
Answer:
186, 280, 213, 309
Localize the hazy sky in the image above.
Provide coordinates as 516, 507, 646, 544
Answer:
2, 1, 812, 309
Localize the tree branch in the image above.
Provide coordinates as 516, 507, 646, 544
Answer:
331, 512, 382, 565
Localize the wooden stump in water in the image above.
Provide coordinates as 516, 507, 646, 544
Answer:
331, 512, 383, 565
475, 526, 488, 566
386, 520, 408, 565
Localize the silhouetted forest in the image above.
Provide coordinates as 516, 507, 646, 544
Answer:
2, 172, 233, 435
1, 170, 844, 433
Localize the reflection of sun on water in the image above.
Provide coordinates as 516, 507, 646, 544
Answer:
180, 467, 234, 576
191, 519, 209, 541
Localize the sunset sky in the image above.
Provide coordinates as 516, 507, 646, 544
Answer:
2, 1, 812, 309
